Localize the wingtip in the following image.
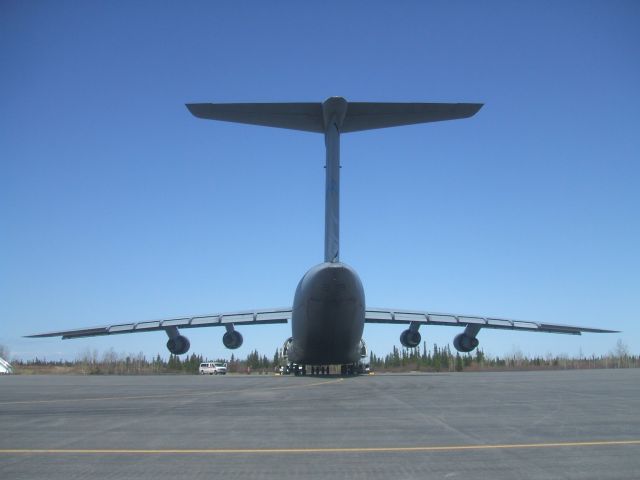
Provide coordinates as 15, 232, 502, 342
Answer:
185, 103, 203, 118
468, 103, 484, 116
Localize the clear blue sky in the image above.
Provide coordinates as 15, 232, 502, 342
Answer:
1, 1, 638, 362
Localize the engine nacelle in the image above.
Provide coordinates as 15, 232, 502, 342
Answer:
166, 335, 190, 355
400, 329, 421, 348
359, 339, 368, 358
453, 333, 479, 353
222, 330, 243, 349
282, 337, 293, 358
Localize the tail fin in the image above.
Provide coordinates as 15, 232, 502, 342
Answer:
187, 97, 482, 264
186, 99, 482, 134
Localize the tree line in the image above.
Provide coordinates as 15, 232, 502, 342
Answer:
370, 339, 639, 372
6, 339, 638, 374
10, 346, 285, 375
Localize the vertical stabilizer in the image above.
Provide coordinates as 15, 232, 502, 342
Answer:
322, 97, 347, 263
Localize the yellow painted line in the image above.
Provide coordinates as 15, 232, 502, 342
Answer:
1, 440, 639, 455
0, 377, 344, 406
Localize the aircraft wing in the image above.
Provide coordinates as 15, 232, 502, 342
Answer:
25, 308, 292, 339
365, 308, 618, 335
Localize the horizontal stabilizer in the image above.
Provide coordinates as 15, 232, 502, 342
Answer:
186, 99, 482, 133
341, 102, 482, 132
186, 103, 324, 133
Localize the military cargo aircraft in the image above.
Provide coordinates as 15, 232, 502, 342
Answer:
27, 97, 617, 375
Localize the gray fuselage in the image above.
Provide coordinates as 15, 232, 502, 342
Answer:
290, 262, 365, 365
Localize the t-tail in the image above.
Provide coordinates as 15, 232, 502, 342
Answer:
186, 97, 483, 262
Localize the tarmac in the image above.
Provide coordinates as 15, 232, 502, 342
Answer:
1, 369, 639, 479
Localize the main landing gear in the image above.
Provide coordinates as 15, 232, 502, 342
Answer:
310, 365, 331, 376
293, 365, 307, 376
340, 364, 355, 376
310, 364, 359, 376
289, 364, 333, 376
283, 363, 365, 376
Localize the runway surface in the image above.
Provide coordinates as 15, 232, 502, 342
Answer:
1, 369, 639, 479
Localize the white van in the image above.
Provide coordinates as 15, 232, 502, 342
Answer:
0, 357, 12, 375
199, 362, 227, 375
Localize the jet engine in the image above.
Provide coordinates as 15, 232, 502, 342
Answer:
166, 335, 190, 355
453, 333, 479, 353
222, 330, 243, 349
400, 329, 421, 348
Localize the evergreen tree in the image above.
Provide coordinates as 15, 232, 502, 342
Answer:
475, 348, 485, 365
433, 344, 441, 372
455, 352, 463, 372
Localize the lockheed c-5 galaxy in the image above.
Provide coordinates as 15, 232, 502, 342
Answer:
28, 97, 617, 375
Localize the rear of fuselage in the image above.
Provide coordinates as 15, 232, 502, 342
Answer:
290, 262, 365, 365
